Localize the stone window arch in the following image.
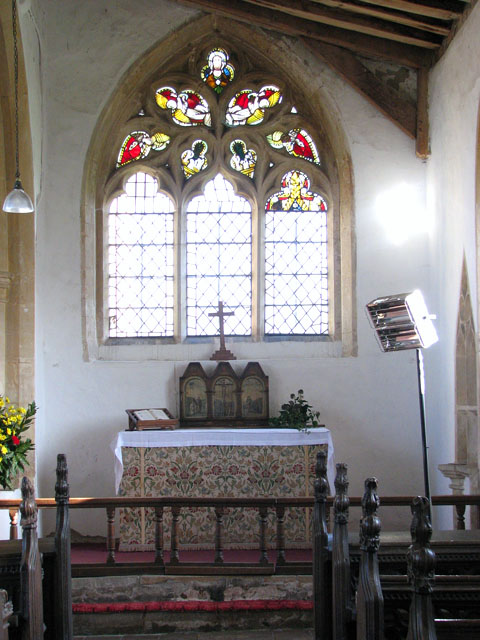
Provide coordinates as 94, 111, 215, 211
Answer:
81, 17, 355, 361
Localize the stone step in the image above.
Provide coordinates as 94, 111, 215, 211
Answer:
72, 574, 313, 637
74, 630, 314, 639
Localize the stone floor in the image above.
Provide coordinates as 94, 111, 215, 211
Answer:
74, 631, 314, 639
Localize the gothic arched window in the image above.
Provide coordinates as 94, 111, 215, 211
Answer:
103, 44, 333, 343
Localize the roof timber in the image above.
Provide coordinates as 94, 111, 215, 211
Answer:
241, 0, 443, 48
305, 1, 451, 36
176, 0, 430, 68
356, 0, 466, 22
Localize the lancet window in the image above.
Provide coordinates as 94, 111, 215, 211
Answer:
103, 45, 332, 342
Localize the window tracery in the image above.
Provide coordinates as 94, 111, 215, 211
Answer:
103, 43, 335, 342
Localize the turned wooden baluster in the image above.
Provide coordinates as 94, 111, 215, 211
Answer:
19, 477, 44, 640
313, 450, 331, 640
55, 454, 73, 639
276, 505, 286, 565
214, 506, 225, 564
333, 462, 352, 640
0, 590, 13, 640
170, 505, 180, 564
106, 506, 116, 565
258, 506, 269, 565
406, 496, 437, 640
455, 503, 466, 530
357, 477, 384, 640
154, 506, 164, 566
8, 508, 18, 540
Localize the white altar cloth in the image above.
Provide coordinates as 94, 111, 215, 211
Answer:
112, 427, 335, 493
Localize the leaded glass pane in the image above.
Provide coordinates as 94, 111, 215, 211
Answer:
116, 131, 170, 168
108, 172, 174, 338
230, 140, 257, 178
201, 48, 235, 94
225, 85, 282, 126
181, 140, 208, 179
186, 174, 252, 336
266, 128, 320, 165
265, 170, 328, 335
155, 86, 211, 127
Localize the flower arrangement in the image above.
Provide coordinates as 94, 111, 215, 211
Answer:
0, 396, 36, 490
269, 389, 321, 432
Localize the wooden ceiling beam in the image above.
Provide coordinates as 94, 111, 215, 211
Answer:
307, 0, 450, 36
357, 0, 465, 22
176, 0, 430, 68
302, 39, 417, 139
241, 0, 442, 47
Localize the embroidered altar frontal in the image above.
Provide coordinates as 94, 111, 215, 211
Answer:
115, 429, 333, 551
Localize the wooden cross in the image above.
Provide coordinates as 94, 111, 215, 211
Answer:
209, 301, 236, 360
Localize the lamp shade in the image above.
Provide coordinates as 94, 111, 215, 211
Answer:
2, 179, 34, 213
366, 290, 438, 352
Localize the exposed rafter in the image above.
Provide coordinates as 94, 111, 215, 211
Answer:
174, 0, 474, 157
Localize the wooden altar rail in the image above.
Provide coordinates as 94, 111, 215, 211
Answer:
1, 494, 478, 536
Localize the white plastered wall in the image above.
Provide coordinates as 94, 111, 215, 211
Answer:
13, 0, 480, 536
427, 4, 480, 508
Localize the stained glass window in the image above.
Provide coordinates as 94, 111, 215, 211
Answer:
265, 170, 328, 335
105, 45, 334, 342
201, 47, 235, 94
181, 140, 208, 179
186, 174, 252, 337
108, 172, 174, 337
117, 131, 170, 167
230, 140, 257, 178
225, 85, 282, 126
155, 86, 211, 127
266, 129, 320, 165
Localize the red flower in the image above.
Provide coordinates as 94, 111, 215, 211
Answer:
12, 435, 20, 446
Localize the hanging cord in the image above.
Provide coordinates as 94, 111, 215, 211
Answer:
12, 0, 20, 181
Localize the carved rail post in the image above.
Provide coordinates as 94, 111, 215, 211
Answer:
455, 503, 466, 530
170, 505, 180, 564
19, 477, 44, 640
258, 506, 269, 565
106, 506, 116, 564
8, 508, 18, 540
154, 506, 164, 566
356, 477, 384, 640
406, 496, 437, 640
214, 506, 225, 564
0, 590, 13, 640
333, 463, 352, 640
313, 450, 331, 640
55, 454, 73, 640
276, 505, 286, 565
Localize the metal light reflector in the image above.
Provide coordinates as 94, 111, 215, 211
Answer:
366, 290, 438, 352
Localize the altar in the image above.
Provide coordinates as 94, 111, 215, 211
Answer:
112, 428, 334, 551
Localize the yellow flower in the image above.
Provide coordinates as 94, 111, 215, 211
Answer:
6, 429, 11, 435
5, 397, 9, 403
1, 445, 7, 455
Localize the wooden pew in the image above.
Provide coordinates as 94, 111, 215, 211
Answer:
0, 590, 13, 640
0, 454, 72, 640
325, 463, 480, 639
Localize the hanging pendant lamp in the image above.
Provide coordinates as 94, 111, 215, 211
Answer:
2, 0, 34, 214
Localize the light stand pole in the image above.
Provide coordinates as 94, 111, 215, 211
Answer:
366, 290, 438, 514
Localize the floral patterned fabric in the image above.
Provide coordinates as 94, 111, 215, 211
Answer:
118, 443, 327, 550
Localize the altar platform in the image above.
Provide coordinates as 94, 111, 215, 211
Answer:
112, 428, 334, 551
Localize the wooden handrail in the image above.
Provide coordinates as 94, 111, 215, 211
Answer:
2, 493, 480, 509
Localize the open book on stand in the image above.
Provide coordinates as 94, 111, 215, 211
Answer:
126, 408, 178, 430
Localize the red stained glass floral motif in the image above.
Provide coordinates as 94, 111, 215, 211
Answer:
267, 128, 320, 165
201, 47, 235, 94
155, 86, 211, 127
225, 85, 282, 126
117, 131, 170, 168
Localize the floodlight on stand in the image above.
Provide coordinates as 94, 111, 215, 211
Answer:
366, 290, 438, 519
2, 0, 34, 214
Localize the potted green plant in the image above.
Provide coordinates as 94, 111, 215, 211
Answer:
269, 389, 320, 432
0, 396, 36, 490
